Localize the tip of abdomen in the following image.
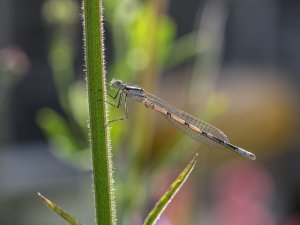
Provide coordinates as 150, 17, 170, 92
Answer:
238, 147, 256, 160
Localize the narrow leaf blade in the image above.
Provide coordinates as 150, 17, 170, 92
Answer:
38, 192, 84, 225
143, 153, 198, 225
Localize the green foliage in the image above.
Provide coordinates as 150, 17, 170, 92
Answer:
38, 193, 84, 225
37, 0, 200, 170
37, 0, 229, 224
36, 106, 90, 169
37, 107, 82, 155
143, 154, 198, 225
39, 0, 90, 169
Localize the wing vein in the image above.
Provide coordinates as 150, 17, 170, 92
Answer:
143, 91, 230, 146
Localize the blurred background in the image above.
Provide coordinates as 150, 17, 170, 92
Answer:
1, 0, 300, 224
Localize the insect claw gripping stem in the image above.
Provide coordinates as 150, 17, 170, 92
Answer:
107, 89, 121, 99
100, 99, 121, 108
105, 95, 128, 128
98, 89, 120, 100
98, 89, 123, 108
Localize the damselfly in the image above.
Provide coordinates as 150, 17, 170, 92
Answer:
106, 79, 256, 160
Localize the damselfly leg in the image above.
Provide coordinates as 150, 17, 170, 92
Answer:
107, 89, 121, 100
105, 94, 128, 127
98, 89, 122, 108
98, 88, 128, 127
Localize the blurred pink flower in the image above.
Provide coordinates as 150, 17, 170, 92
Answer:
201, 161, 275, 225
284, 214, 300, 225
0, 45, 30, 75
211, 161, 273, 201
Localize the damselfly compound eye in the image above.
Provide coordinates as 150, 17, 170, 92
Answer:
110, 79, 123, 89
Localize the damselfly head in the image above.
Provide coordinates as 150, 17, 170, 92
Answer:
110, 79, 124, 90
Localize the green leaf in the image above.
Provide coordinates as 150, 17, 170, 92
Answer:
37, 192, 84, 225
126, 3, 176, 72
143, 153, 198, 225
36, 108, 82, 155
166, 32, 199, 69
